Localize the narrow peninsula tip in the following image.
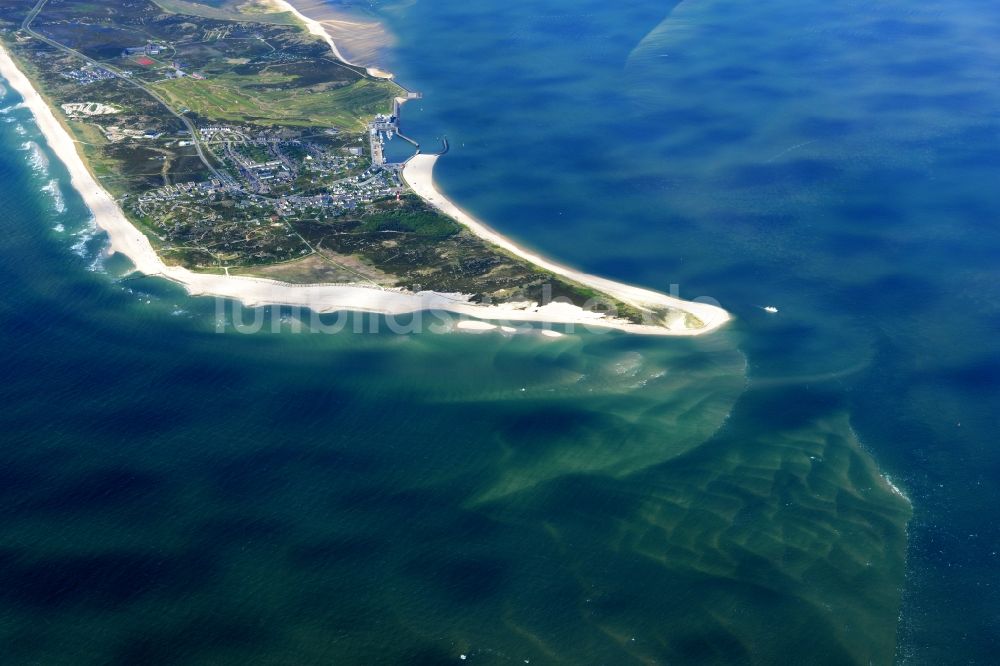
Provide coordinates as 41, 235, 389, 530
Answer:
0, 0, 729, 335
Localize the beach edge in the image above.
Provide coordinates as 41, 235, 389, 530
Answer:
0, 19, 727, 336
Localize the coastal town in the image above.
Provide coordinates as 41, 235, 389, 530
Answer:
126, 116, 412, 266
0, 0, 729, 332
0, 0, 451, 273
15, 15, 421, 268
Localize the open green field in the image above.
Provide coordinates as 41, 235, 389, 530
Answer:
153, 74, 396, 129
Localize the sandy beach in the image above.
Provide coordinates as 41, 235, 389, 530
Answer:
270, 0, 394, 79
0, 17, 728, 336
403, 154, 731, 334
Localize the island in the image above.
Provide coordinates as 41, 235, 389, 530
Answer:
0, 0, 730, 335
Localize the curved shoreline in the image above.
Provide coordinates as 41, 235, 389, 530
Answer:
280, 0, 731, 335
403, 154, 731, 335
271, 0, 394, 79
0, 7, 729, 335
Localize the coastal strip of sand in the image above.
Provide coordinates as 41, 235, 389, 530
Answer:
270, 0, 394, 79
0, 18, 727, 336
403, 154, 731, 335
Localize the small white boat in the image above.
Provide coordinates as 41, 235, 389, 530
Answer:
763, 306, 779, 314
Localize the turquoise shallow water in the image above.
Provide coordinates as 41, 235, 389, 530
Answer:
0, 0, 997, 662
372, 0, 1000, 661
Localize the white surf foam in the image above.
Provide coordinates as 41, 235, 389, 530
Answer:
41, 178, 65, 213
69, 216, 109, 273
20, 140, 49, 174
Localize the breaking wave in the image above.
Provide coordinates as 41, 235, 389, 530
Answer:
20, 141, 49, 174
41, 179, 65, 214
69, 216, 107, 272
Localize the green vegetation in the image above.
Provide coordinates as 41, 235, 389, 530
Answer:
288, 196, 627, 309
154, 75, 396, 130
0, 0, 651, 323
360, 205, 461, 237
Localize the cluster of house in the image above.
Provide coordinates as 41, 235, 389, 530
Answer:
100, 125, 164, 142
134, 179, 225, 205
59, 66, 116, 85
120, 42, 163, 58
119, 43, 206, 79
133, 162, 401, 222
126, 115, 402, 226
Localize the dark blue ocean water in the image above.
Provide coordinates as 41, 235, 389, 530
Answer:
0, 0, 997, 662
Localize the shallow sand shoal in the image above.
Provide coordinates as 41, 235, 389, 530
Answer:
270, 0, 394, 78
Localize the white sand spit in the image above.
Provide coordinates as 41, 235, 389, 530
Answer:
403, 154, 731, 335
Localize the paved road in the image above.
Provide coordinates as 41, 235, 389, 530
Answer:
22, 0, 225, 181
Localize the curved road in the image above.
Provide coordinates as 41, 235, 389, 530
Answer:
22, 0, 225, 181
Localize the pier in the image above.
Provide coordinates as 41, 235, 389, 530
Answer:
369, 125, 385, 166
394, 130, 419, 149
370, 91, 425, 167
390, 92, 422, 150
